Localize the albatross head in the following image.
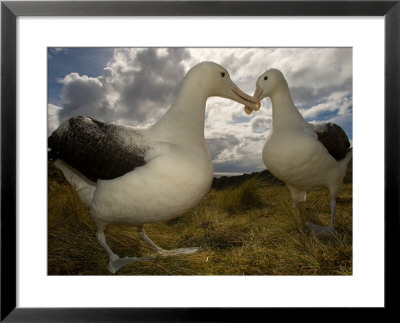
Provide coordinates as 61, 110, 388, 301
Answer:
244, 68, 287, 115
188, 61, 259, 110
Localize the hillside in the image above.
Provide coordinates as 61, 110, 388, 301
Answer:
212, 160, 352, 190
212, 169, 284, 190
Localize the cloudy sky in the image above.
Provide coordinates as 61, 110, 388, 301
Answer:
48, 47, 352, 176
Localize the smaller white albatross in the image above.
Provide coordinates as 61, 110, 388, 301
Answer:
244, 69, 352, 235
48, 61, 259, 273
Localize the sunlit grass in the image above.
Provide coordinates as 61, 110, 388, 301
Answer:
48, 161, 352, 275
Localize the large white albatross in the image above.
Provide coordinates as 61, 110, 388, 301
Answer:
245, 68, 352, 235
49, 61, 259, 273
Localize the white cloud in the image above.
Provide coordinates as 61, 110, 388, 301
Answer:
56, 48, 190, 128
300, 91, 352, 120
251, 116, 272, 132
47, 104, 62, 136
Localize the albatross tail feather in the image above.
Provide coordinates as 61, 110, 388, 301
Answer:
339, 148, 353, 174
54, 160, 96, 207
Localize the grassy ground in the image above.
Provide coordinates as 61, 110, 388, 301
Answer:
48, 162, 352, 275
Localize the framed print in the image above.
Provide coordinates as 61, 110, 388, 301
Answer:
1, 1, 399, 321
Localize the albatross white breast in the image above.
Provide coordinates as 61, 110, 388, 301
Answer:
48, 61, 259, 273
245, 68, 352, 235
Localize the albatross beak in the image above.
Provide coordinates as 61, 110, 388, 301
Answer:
230, 82, 260, 111
244, 86, 263, 115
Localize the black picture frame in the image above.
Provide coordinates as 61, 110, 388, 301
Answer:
1, 1, 399, 321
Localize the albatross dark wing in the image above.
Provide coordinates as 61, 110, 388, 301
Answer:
315, 123, 350, 160
48, 116, 147, 182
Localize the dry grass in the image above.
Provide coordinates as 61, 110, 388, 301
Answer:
48, 162, 352, 275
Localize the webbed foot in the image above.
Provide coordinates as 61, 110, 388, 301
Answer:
305, 222, 334, 236
158, 247, 199, 256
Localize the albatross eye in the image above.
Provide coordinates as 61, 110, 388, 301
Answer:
221, 72, 225, 78
264, 76, 268, 80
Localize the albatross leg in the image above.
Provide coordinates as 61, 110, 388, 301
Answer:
97, 230, 155, 274
329, 196, 337, 228
137, 226, 164, 252
305, 193, 336, 236
95, 224, 198, 273
96, 231, 122, 273
137, 226, 198, 256
97, 231, 119, 261
288, 185, 307, 209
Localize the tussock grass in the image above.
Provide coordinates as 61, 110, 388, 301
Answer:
216, 177, 266, 212
48, 161, 352, 275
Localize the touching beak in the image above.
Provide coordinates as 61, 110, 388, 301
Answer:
244, 86, 263, 115
229, 82, 260, 111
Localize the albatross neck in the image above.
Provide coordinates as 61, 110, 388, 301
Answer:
270, 84, 307, 128
151, 76, 208, 144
